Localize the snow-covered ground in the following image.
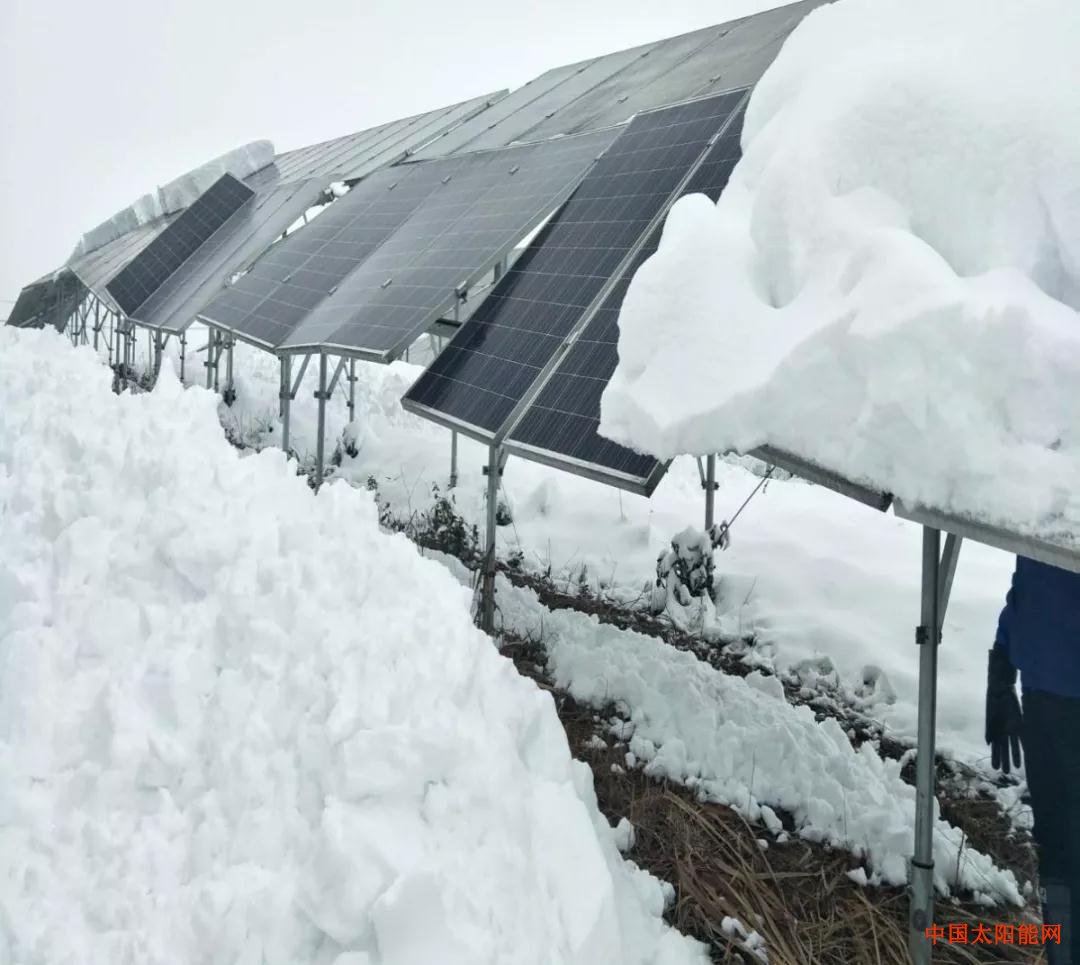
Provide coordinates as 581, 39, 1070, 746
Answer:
0, 327, 708, 965
601, 0, 1080, 548
165, 325, 1015, 771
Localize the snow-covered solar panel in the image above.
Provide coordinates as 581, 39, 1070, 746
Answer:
107, 174, 254, 317
402, 91, 748, 457
279, 129, 616, 360
129, 177, 328, 334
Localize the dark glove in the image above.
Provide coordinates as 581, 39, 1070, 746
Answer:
985, 646, 1023, 774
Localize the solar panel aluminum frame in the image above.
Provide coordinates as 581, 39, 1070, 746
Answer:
750, 445, 894, 512
893, 499, 1080, 575
480, 88, 753, 496
276, 127, 621, 365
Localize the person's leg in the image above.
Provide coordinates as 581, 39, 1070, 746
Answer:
1022, 690, 1071, 962
1060, 694, 1080, 960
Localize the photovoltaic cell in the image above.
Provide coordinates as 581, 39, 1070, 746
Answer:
129, 177, 328, 333
107, 174, 253, 316
198, 162, 463, 348
280, 129, 616, 358
505, 103, 747, 492
402, 90, 746, 443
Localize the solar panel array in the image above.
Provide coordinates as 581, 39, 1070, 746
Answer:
107, 174, 254, 316
411, 0, 823, 160
129, 177, 328, 333
280, 129, 616, 359
402, 91, 746, 469
271, 93, 499, 184
198, 162, 460, 348
505, 102, 747, 491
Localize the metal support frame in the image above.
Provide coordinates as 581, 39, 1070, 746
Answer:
280, 355, 293, 453
704, 454, 717, 530
314, 353, 329, 488
223, 336, 236, 405
480, 446, 508, 633
204, 327, 216, 389
179, 331, 187, 383
908, 527, 963, 965
450, 431, 459, 489
347, 359, 356, 423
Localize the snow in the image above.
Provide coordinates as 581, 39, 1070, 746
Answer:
601, 0, 1080, 545
0, 327, 705, 965
68, 141, 275, 261
164, 327, 1014, 770
490, 572, 1021, 903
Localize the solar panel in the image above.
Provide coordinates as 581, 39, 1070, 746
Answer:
279, 129, 616, 359
270, 93, 500, 184
107, 174, 254, 316
128, 177, 328, 333
407, 61, 590, 161
504, 103, 747, 494
401, 90, 747, 446
198, 161, 463, 348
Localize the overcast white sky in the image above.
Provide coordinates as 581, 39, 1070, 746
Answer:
0, 0, 790, 312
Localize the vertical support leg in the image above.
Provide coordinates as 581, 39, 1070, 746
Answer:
216, 332, 224, 392
481, 445, 503, 633
450, 431, 459, 489
153, 330, 163, 382
280, 355, 293, 455
179, 332, 187, 383
909, 525, 942, 965
224, 337, 235, 405
93, 300, 101, 352
347, 358, 356, 423
314, 353, 328, 489
704, 454, 717, 530
205, 326, 216, 389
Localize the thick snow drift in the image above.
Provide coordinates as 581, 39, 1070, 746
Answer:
601, 0, 1080, 544
0, 328, 703, 965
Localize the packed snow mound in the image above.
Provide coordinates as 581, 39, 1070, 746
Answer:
0, 327, 704, 965
68, 141, 275, 261
601, 0, 1080, 543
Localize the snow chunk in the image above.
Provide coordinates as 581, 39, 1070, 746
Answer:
0, 328, 705, 965
602, 0, 1080, 543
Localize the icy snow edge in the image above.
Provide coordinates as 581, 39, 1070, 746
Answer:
600, 0, 1080, 545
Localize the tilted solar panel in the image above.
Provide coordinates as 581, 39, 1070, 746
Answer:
517, 0, 823, 143
505, 103, 747, 494
129, 177, 328, 334
197, 161, 464, 349
279, 128, 616, 359
106, 174, 254, 316
401, 90, 747, 448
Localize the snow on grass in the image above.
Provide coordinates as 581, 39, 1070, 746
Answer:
0, 327, 706, 965
601, 0, 1080, 545
489, 572, 1022, 905
164, 327, 1015, 771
